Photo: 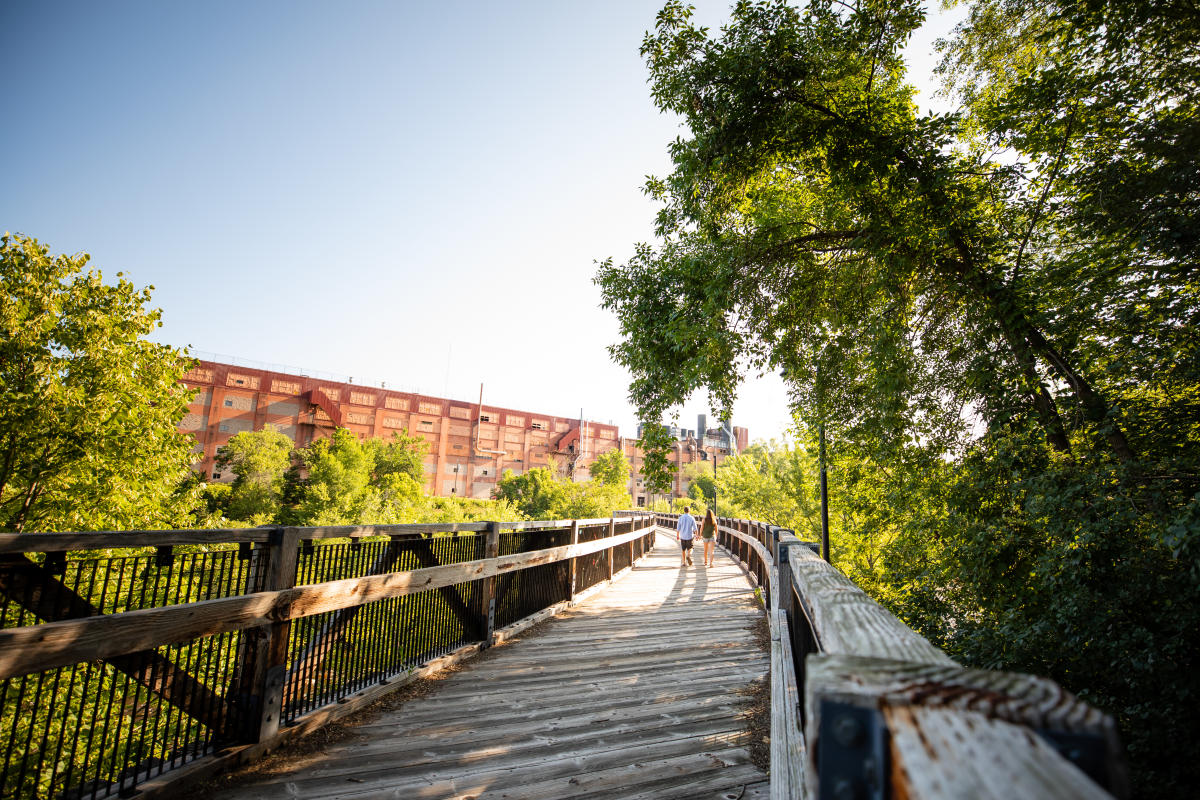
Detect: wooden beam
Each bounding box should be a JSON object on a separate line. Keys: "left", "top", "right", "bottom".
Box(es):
{"left": 0, "top": 525, "right": 653, "bottom": 679}
{"left": 717, "top": 522, "right": 774, "bottom": 569}
{"left": 478, "top": 522, "right": 501, "bottom": 645}
{"left": 285, "top": 532, "right": 490, "bottom": 686}
{"left": 568, "top": 520, "right": 579, "bottom": 599}
{"left": 606, "top": 517, "right": 615, "bottom": 581}
{"left": 254, "top": 527, "right": 301, "bottom": 742}
{"left": 0, "top": 521, "right": 497, "bottom": 555}
{"left": 0, "top": 553, "right": 234, "bottom": 734}
{"left": 805, "top": 654, "right": 1127, "bottom": 799}
{"left": 770, "top": 606, "right": 807, "bottom": 800}
{"left": 786, "top": 545, "right": 952, "bottom": 666}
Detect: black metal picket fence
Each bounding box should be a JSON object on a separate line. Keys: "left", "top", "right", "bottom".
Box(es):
{"left": 0, "top": 514, "right": 655, "bottom": 799}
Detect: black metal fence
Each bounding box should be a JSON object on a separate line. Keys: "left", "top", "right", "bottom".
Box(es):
{"left": 0, "top": 515, "right": 656, "bottom": 800}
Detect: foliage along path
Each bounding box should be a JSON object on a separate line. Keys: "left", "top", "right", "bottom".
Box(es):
{"left": 210, "top": 531, "right": 769, "bottom": 799}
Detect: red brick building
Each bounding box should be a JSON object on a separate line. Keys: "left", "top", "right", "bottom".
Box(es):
{"left": 179, "top": 359, "right": 748, "bottom": 505}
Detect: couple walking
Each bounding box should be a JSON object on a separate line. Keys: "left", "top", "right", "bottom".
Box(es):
{"left": 675, "top": 506, "right": 717, "bottom": 567}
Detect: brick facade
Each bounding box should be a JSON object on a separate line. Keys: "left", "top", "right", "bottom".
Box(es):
{"left": 180, "top": 359, "right": 747, "bottom": 505}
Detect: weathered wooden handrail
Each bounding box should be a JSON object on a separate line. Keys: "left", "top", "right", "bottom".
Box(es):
{"left": 0, "top": 513, "right": 658, "bottom": 800}
{"left": 0, "top": 524, "right": 651, "bottom": 679}
{"left": 0, "top": 516, "right": 633, "bottom": 554}
{"left": 650, "top": 512, "right": 1128, "bottom": 800}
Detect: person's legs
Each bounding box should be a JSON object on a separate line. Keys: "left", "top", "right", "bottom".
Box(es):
{"left": 680, "top": 538, "right": 689, "bottom": 565}
{"left": 704, "top": 538, "right": 714, "bottom": 566}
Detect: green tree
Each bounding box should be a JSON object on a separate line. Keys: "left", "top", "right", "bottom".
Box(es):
{"left": 683, "top": 461, "right": 715, "bottom": 507}
{"left": 214, "top": 425, "right": 295, "bottom": 524}
{"left": 422, "top": 495, "right": 523, "bottom": 523}
{"left": 366, "top": 430, "right": 427, "bottom": 484}
{"left": 287, "top": 428, "right": 428, "bottom": 525}
{"left": 588, "top": 448, "right": 631, "bottom": 487}
{"left": 712, "top": 440, "right": 820, "bottom": 536}
{"left": 0, "top": 234, "right": 197, "bottom": 532}
{"left": 496, "top": 453, "right": 633, "bottom": 521}
{"left": 494, "top": 465, "right": 564, "bottom": 519}
{"left": 672, "top": 495, "right": 704, "bottom": 516}
{"left": 597, "top": 0, "right": 1152, "bottom": 480}
{"left": 597, "top": 3, "right": 1200, "bottom": 795}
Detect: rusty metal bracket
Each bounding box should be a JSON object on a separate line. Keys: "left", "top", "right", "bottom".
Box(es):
{"left": 818, "top": 699, "right": 888, "bottom": 800}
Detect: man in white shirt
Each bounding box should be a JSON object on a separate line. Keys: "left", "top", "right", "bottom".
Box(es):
{"left": 676, "top": 507, "right": 697, "bottom": 566}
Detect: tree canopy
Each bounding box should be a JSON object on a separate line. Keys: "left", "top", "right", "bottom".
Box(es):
{"left": 204, "top": 425, "right": 519, "bottom": 527}
{"left": 597, "top": 2, "right": 1200, "bottom": 795}
{"left": 215, "top": 423, "right": 294, "bottom": 524}
{"left": 0, "top": 234, "right": 197, "bottom": 532}
{"left": 495, "top": 451, "right": 633, "bottom": 520}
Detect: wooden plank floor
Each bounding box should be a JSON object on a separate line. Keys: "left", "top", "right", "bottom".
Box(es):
{"left": 215, "top": 531, "right": 770, "bottom": 800}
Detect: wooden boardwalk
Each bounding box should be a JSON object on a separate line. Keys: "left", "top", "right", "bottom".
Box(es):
{"left": 214, "top": 531, "right": 770, "bottom": 800}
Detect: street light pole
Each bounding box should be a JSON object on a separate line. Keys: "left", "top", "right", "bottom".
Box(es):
{"left": 711, "top": 445, "right": 718, "bottom": 514}
{"left": 819, "top": 423, "right": 830, "bottom": 563}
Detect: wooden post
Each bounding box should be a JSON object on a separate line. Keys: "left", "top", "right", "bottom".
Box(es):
{"left": 606, "top": 516, "right": 616, "bottom": 581}
{"left": 568, "top": 519, "right": 580, "bottom": 600}
{"left": 479, "top": 521, "right": 501, "bottom": 646}
{"left": 253, "top": 526, "right": 300, "bottom": 743}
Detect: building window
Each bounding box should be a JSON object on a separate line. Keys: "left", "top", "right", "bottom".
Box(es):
{"left": 531, "top": 420, "right": 547, "bottom": 431}
{"left": 419, "top": 420, "right": 434, "bottom": 431}
{"left": 480, "top": 413, "right": 492, "bottom": 423}
{"left": 185, "top": 367, "right": 214, "bottom": 383}
{"left": 227, "top": 373, "right": 260, "bottom": 389}
{"left": 223, "top": 399, "right": 233, "bottom": 408}
{"left": 482, "top": 469, "right": 489, "bottom": 476}
{"left": 212, "top": 472, "right": 221, "bottom": 480}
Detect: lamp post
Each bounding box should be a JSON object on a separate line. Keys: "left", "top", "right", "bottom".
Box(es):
{"left": 710, "top": 444, "right": 718, "bottom": 514}
{"left": 819, "top": 424, "right": 830, "bottom": 563}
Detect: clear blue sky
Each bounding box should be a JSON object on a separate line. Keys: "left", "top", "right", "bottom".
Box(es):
{"left": 1, "top": 1, "right": 963, "bottom": 443}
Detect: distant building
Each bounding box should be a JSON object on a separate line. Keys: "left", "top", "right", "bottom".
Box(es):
{"left": 178, "top": 359, "right": 747, "bottom": 506}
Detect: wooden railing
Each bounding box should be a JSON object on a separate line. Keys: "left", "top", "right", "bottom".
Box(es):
{"left": 0, "top": 514, "right": 657, "bottom": 799}
{"left": 648, "top": 512, "right": 1129, "bottom": 800}
{"left": 3, "top": 510, "right": 1131, "bottom": 799}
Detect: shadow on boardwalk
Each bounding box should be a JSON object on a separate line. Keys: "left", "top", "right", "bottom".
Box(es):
{"left": 202, "top": 532, "right": 770, "bottom": 800}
